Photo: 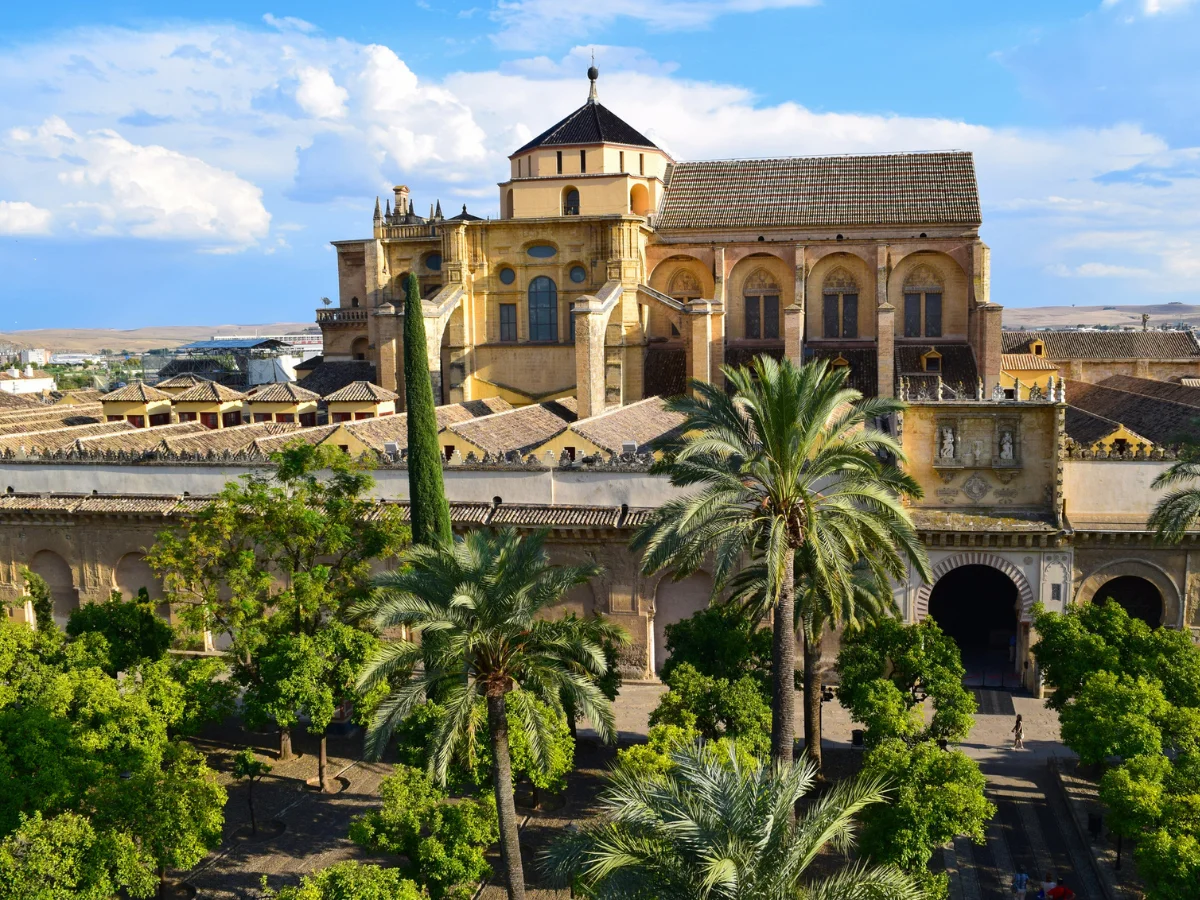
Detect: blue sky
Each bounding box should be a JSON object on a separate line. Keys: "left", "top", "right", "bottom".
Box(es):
{"left": 0, "top": 0, "right": 1198, "bottom": 329}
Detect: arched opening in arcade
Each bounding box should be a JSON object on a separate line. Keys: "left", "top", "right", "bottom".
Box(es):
{"left": 927, "top": 564, "right": 1021, "bottom": 689}
{"left": 1094, "top": 575, "right": 1164, "bottom": 628}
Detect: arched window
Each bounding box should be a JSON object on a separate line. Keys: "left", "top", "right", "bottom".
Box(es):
{"left": 822, "top": 268, "right": 858, "bottom": 339}
{"left": 505, "top": 189, "right": 514, "bottom": 219}
{"left": 743, "top": 268, "right": 781, "bottom": 340}
{"left": 630, "top": 183, "right": 650, "bottom": 216}
{"left": 563, "top": 188, "right": 580, "bottom": 216}
{"left": 668, "top": 268, "right": 701, "bottom": 301}
{"left": 351, "top": 296, "right": 360, "bottom": 308}
{"left": 903, "top": 264, "right": 944, "bottom": 338}
{"left": 528, "top": 276, "right": 558, "bottom": 342}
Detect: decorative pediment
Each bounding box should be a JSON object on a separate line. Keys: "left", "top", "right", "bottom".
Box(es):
{"left": 903, "top": 263, "right": 944, "bottom": 292}
{"left": 668, "top": 268, "right": 701, "bottom": 296}
{"left": 743, "top": 268, "right": 780, "bottom": 294}
{"left": 822, "top": 266, "right": 857, "bottom": 293}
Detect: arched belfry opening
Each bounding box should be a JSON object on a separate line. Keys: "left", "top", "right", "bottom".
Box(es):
{"left": 927, "top": 564, "right": 1020, "bottom": 689}
{"left": 1095, "top": 576, "right": 1164, "bottom": 627}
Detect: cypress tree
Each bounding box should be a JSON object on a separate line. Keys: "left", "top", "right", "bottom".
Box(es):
{"left": 403, "top": 273, "right": 452, "bottom": 545}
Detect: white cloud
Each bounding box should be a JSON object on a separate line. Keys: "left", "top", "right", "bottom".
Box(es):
{"left": 489, "top": 0, "right": 819, "bottom": 50}
{"left": 1048, "top": 262, "right": 1158, "bottom": 278}
{"left": 6, "top": 116, "right": 270, "bottom": 247}
{"left": 262, "top": 13, "right": 317, "bottom": 33}
{"left": 0, "top": 200, "right": 52, "bottom": 234}
{"left": 1102, "top": 0, "right": 1197, "bottom": 14}
{"left": 295, "top": 66, "right": 348, "bottom": 119}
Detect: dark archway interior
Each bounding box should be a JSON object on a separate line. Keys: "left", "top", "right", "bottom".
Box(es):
{"left": 1096, "top": 575, "right": 1164, "bottom": 627}
{"left": 928, "top": 564, "right": 1019, "bottom": 688}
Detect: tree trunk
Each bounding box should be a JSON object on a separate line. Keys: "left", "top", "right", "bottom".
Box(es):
{"left": 318, "top": 732, "right": 329, "bottom": 792}
{"left": 158, "top": 866, "right": 167, "bottom": 900}
{"left": 771, "top": 551, "right": 797, "bottom": 767}
{"left": 247, "top": 781, "right": 257, "bottom": 835}
{"left": 487, "top": 692, "right": 527, "bottom": 900}
{"left": 279, "top": 727, "right": 293, "bottom": 761}
{"left": 802, "top": 633, "right": 823, "bottom": 775}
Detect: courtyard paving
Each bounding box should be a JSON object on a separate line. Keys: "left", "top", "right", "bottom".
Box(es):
{"left": 183, "top": 684, "right": 1110, "bottom": 900}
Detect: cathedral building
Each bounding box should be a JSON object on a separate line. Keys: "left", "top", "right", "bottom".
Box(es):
{"left": 318, "top": 66, "right": 1001, "bottom": 415}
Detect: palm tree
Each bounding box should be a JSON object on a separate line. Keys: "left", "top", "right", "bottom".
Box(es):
{"left": 633, "top": 355, "right": 928, "bottom": 766}
{"left": 352, "top": 528, "right": 617, "bottom": 900}
{"left": 1150, "top": 457, "right": 1200, "bottom": 542}
{"left": 541, "top": 742, "right": 929, "bottom": 900}
{"left": 732, "top": 530, "right": 919, "bottom": 774}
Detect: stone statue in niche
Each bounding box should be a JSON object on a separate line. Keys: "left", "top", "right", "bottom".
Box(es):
{"left": 940, "top": 427, "right": 956, "bottom": 459}
{"left": 1000, "top": 430, "right": 1014, "bottom": 461}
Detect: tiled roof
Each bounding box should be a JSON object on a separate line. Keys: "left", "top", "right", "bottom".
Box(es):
{"left": 155, "top": 374, "right": 212, "bottom": 389}
{"left": 0, "top": 369, "right": 51, "bottom": 380}
{"left": 341, "top": 399, "right": 514, "bottom": 453}
{"left": 161, "top": 422, "right": 300, "bottom": 454}
{"left": 0, "top": 412, "right": 102, "bottom": 436}
{"left": 1002, "top": 330, "right": 1200, "bottom": 360}
{"left": 253, "top": 425, "right": 340, "bottom": 455}
{"left": 51, "top": 389, "right": 103, "bottom": 403}
{"left": 1064, "top": 406, "right": 1124, "bottom": 446}
{"left": 656, "top": 152, "right": 981, "bottom": 230}
{"left": 0, "top": 401, "right": 100, "bottom": 421}
{"left": 489, "top": 504, "right": 623, "bottom": 527}
{"left": 895, "top": 343, "right": 979, "bottom": 393}
{"left": 172, "top": 382, "right": 248, "bottom": 403}
{"left": 0, "top": 392, "right": 40, "bottom": 410}
{"left": 247, "top": 382, "right": 321, "bottom": 403}
{"left": 297, "top": 360, "right": 376, "bottom": 396}
{"left": 514, "top": 100, "right": 657, "bottom": 154}
{"left": 0, "top": 420, "right": 135, "bottom": 453}
{"left": 1096, "top": 375, "right": 1200, "bottom": 409}
{"left": 100, "top": 383, "right": 172, "bottom": 403}
{"left": 324, "top": 381, "right": 399, "bottom": 403}
{"left": 801, "top": 345, "right": 878, "bottom": 397}
{"left": 73, "top": 422, "right": 208, "bottom": 452}
{"left": 569, "top": 396, "right": 686, "bottom": 454}
{"left": 1002, "top": 353, "right": 1059, "bottom": 371}
{"left": 1065, "top": 380, "right": 1200, "bottom": 446}
{"left": 449, "top": 401, "right": 576, "bottom": 457}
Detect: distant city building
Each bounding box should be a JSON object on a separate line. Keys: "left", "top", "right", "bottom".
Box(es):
{"left": 19, "top": 348, "right": 49, "bottom": 366}
{"left": 0, "top": 365, "right": 56, "bottom": 395}
{"left": 49, "top": 353, "right": 106, "bottom": 366}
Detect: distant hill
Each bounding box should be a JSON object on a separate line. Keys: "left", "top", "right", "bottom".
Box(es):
{"left": 0, "top": 323, "right": 316, "bottom": 354}
{"left": 1003, "top": 303, "right": 1200, "bottom": 330}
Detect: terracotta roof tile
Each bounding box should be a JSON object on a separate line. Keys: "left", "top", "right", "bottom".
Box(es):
{"left": 247, "top": 382, "right": 321, "bottom": 403}
{"left": 569, "top": 396, "right": 686, "bottom": 454}
{"left": 154, "top": 374, "right": 212, "bottom": 389}
{"left": 657, "top": 152, "right": 981, "bottom": 230}
{"left": 0, "top": 392, "right": 40, "bottom": 410}
{"left": 1097, "top": 375, "right": 1200, "bottom": 408}
{"left": 1002, "top": 330, "right": 1200, "bottom": 360}
{"left": 449, "top": 401, "right": 576, "bottom": 457}
{"left": 894, "top": 344, "right": 979, "bottom": 392}
{"left": 0, "top": 411, "right": 103, "bottom": 436}
{"left": 1065, "top": 380, "right": 1200, "bottom": 445}
{"left": 74, "top": 422, "right": 208, "bottom": 452}
{"left": 0, "top": 420, "right": 134, "bottom": 452}
{"left": 1002, "top": 353, "right": 1059, "bottom": 371}
{"left": 101, "top": 383, "right": 173, "bottom": 403}
{"left": 488, "top": 504, "right": 623, "bottom": 527}
{"left": 162, "top": 422, "right": 301, "bottom": 454}
{"left": 324, "top": 381, "right": 399, "bottom": 403}
{"left": 252, "top": 425, "right": 340, "bottom": 454}
{"left": 298, "top": 361, "right": 377, "bottom": 396}
{"left": 172, "top": 382, "right": 248, "bottom": 402}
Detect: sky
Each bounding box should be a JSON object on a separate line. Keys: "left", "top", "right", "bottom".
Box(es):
{"left": 1, "top": 0, "right": 1198, "bottom": 329}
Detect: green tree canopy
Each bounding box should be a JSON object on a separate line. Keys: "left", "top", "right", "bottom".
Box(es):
{"left": 836, "top": 617, "right": 975, "bottom": 745}
{"left": 633, "top": 356, "right": 928, "bottom": 767}
{"left": 542, "top": 743, "right": 928, "bottom": 900}
{"left": 65, "top": 590, "right": 173, "bottom": 676}
{"left": 659, "top": 604, "right": 772, "bottom": 688}
{"left": 647, "top": 662, "right": 771, "bottom": 759}
{"left": 262, "top": 861, "right": 424, "bottom": 900}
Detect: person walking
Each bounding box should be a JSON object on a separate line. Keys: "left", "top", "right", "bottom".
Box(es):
{"left": 1012, "top": 870, "right": 1029, "bottom": 897}
{"left": 1037, "top": 873, "right": 1055, "bottom": 900}
{"left": 1012, "top": 714, "right": 1025, "bottom": 750}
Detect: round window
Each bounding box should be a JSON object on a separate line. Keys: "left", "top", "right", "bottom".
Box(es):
{"left": 527, "top": 244, "right": 557, "bottom": 259}
{"left": 498, "top": 267, "right": 516, "bottom": 285}
{"left": 425, "top": 253, "right": 442, "bottom": 272}
{"left": 569, "top": 265, "right": 587, "bottom": 284}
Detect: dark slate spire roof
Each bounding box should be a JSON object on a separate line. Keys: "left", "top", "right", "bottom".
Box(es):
{"left": 513, "top": 67, "right": 658, "bottom": 154}
{"left": 447, "top": 204, "right": 483, "bottom": 222}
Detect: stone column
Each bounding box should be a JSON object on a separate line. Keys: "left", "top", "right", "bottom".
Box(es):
{"left": 373, "top": 305, "right": 403, "bottom": 399}
{"left": 686, "top": 299, "right": 720, "bottom": 395}
{"left": 876, "top": 303, "right": 895, "bottom": 398}
{"left": 875, "top": 243, "right": 889, "bottom": 309}
{"left": 784, "top": 244, "right": 805, "bottom": 366}
{"left": 574, "top": 303, "right": 607, "bottom": 419}
{"left": 712, "top": 246, "right": 726, "bottom": 306}
{"left": 978, "top": 303, "right": 1003, "bottom": 395}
